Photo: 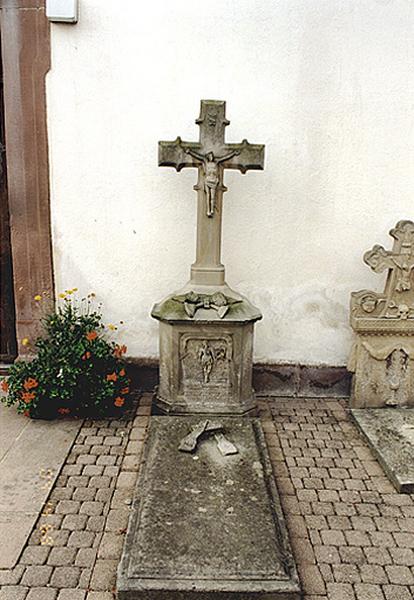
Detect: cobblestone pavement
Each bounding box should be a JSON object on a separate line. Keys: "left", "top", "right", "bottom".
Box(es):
{"left": 0, "top": 394, "right": 413, "bottom": 599}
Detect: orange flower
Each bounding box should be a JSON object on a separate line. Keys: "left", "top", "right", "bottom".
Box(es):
{"left": 21, "top": 391, "right": 35, "bottom": 404}
{"left": 58, "top": 408, "right": 70, "bottom": 415}
{"left": 106, "top": 372, "right": 118, "bottom": 382}
{"left": 119, "top": 368, "right": 126, "bottom": 377}
{"left": 1, "top": 379, "right": 9, "bottom": 393}
{"left": 114, "top": 344, "right": 127, "bottom": 358}
{"left": 120, "top": 387, "right": 129, "bottom": 395}
{"left": 82, "top": 351, "right": 91, "bottom": 361}
{"left": 114, "top": 396, "right": 124, "bottom": 407}
{"left": 86, "top": 331, "right": 98, "bottom": 342}
{"left": 23, "top": 377, "right": 38, "bottom": 391}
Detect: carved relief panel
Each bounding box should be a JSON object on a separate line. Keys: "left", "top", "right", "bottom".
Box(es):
{"left": 179, "top": 334, "right": 233, "bottom": 391}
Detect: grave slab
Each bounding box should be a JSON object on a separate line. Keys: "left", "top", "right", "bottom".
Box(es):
{"left": 0, "top": 404, "right": 82, "bottom": 568}
{"left": 351, "top": 407, "right": 414, "bottom": 493}
{"left": 117, "top": 416, "right": 300, "bottom": 600}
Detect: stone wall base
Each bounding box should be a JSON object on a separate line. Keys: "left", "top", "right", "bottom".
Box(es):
{"left": 126, "top": 359, "right": 351, "bottom": 398}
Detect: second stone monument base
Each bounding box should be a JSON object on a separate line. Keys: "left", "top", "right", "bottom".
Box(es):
{"left": 151, "top": 286, "right": 261, "bottom": 416}
{"left": 117, "top": 416, "right": 301, "bottom": 600}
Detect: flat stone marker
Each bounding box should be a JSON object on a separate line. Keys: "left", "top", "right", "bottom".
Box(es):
{"left": 352, "top": 407, "right": 414, "bottom": 493}
{"left": 0, "top": 404, "right": 81, "bottom": 568}
{"left": 117, "top": 416, "right": 300, "bottom": 600}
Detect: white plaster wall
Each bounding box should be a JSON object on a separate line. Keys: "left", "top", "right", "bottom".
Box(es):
{"left": 47, "top": 0, "right": 414, "bottom": 365}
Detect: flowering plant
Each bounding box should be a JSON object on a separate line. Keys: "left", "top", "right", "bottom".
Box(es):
{"left": 0, "top": 291, "right": 130, "bottom": 419}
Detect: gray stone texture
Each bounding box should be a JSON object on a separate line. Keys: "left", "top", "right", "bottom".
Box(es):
{"left": 117, "top": 416, "right": 300, "bottom": 599}
{"left": 351, "top": 408, "right": 414, "bottom": 492}
{"left": 349, "top": 220, "right": 414, "bottom": 408}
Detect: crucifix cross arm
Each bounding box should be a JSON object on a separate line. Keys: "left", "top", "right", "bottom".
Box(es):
{"left": 157, "top": 100, "right": 265, "bottom": 286}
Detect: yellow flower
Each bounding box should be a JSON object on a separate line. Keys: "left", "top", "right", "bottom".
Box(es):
{"left": 58, "top": 293, "right": 66, "bottom": 299}
{"left": 72, "top": 287, "right": 78, "bottom": 292}
{"left": 66, "top": 289, "right": 74, "bottom": 295}
{"left": 22, "top": 338, "right": 29, "bottom": 346}
{"left": 34, "top": 295, "right": 42, "bottom": 301}
{"left": 107, "top": 324, "right": 117, "bottom": 331}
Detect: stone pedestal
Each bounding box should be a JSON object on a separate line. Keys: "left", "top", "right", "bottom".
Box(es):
{"left": 117, "top": 417, "right": 301, "bottom": 600}
{"left": 349, "top": 328, "right": 414, "bottom": 408}
{"left": 152, "top": 287, "right": 261, "bottom": 415}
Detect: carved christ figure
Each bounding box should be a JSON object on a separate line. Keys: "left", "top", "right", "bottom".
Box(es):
{"left": 197, "top": 340, "right": 215, "bottom": 383}
{"left": 185, "top": 148, "right": 240, "bottom": 217}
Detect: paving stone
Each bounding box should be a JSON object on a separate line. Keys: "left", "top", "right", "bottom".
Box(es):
{"left": 354, "top": 583, "right": 385, "bottom": 600}
{"left": 332, "top": 563, "right": 361, "bottom": 584}
{"left": 67, "top": 531, "right": 95, "bottom": 548}
{"left": 55, "top": 501, "right": 81, "bottom": 515}
{"left": 82, "top": 466, "right": 104, "bottom": 477}
{"left": 103, "top": 466, "right": 119, "bottom": 478}
{"left": 79, "top": 502, "right": 104, "bottom": 516}
{"left": 289, "top": 536, "right": 315, "bottom": 565}
{"left": 47, "top": 529, "right": 70, "bottom": 547}
{"left": 75, "top": 547, "right": 96, "bottom": 568}
{"left": 61, "top": 514, "right": 88, "bottom": 531}
{"left": 338, "top": 545, "right": 365, "bottom": 565}
{"left": 67, "top": 476, "right": 89, "bottom": 488}
{"left": 0, "top": 587, "right": 29, "bottom": 600}
{"left": 72, "top": 488, "right": 96, "bottom": 502}
{"left": 393, "top": 532, "right": 414, "bottom": 548}
{"left": 90, "top": 446, "right": 110, "bottom": 456}
{"left": 78, "top": 567, "right": 92, "bottom": 589}
{"left": 364, "top": 547, "right": 392, "bottom": 565}
{"left": 0, "top": 566, "right": 25, "bottom": 586}
{"left": 88, "top": 476, "right": 111, "bottom": 489}
{"left": 62, "top": 465, "right": 83, "bottom": 477}
{"left": 360, "top": 564, "right": 388, "bottom": 584}
{"left": 86, "top": 516, "right": 106, "bottom": 532}
{"left": 383, "top": 584, "right": 413, "bottom": 600}
{"left": 320, "top": 529, "right": 346, "bottom": 546}
{"left": 49, "top": 488, "right": 74, "bottom": 502}
{"left": 96, "top": 456, "right": 117, "bottom": 466}
{"left": 86, "top": 593, "right": 114, "bottom": 600}
{"left": 385, "top": 564, "right": 414, "bottom": 585}
{"left": 26, "top": 589, "right": 57, "bottom": 600}
{"left": 20, "top": 565, "right": 54, "bottom": 587}
{"left": 314, "top": 545, "right": 340, "bottom": 564}
{"left": 326, "top": 582, "right": 356, "bottom": 600}
{"left": 95, "top": 489, "right": 112, "bottom": 503}
{"left": 103, "top": 436, "right": 122, "bottom": 446}
{"left": 50, "top": 566, "right": 80, "bottom": 588}
{"left": 115, "top": 472, "right": 136, "bottom": 489}
{"left": 20, "top": 546, "right": 51, "bottom": 565}
{"left": 388, "top": 547, "right": 414, "bottom": 565}
{"left": 47, "top": 547, "right": 77, "bottom": 566}
{"left": 97, "top": 532, "right": 123, "bottom": 560}
{"left": 76, "top": 455, "right": 96, "bottom": 465}
{"left": 297, "top": 563, "right": 325, "bottom": 595}
{"left": 57, "top": 591, "right": 87, "bottom": 600}
{"left": 89, "top": 559, "right": 117, "bottom": 591}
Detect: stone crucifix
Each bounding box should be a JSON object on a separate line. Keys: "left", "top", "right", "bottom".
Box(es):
{"left": 159, "top": 100, "right": 264, "bottom": 287}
